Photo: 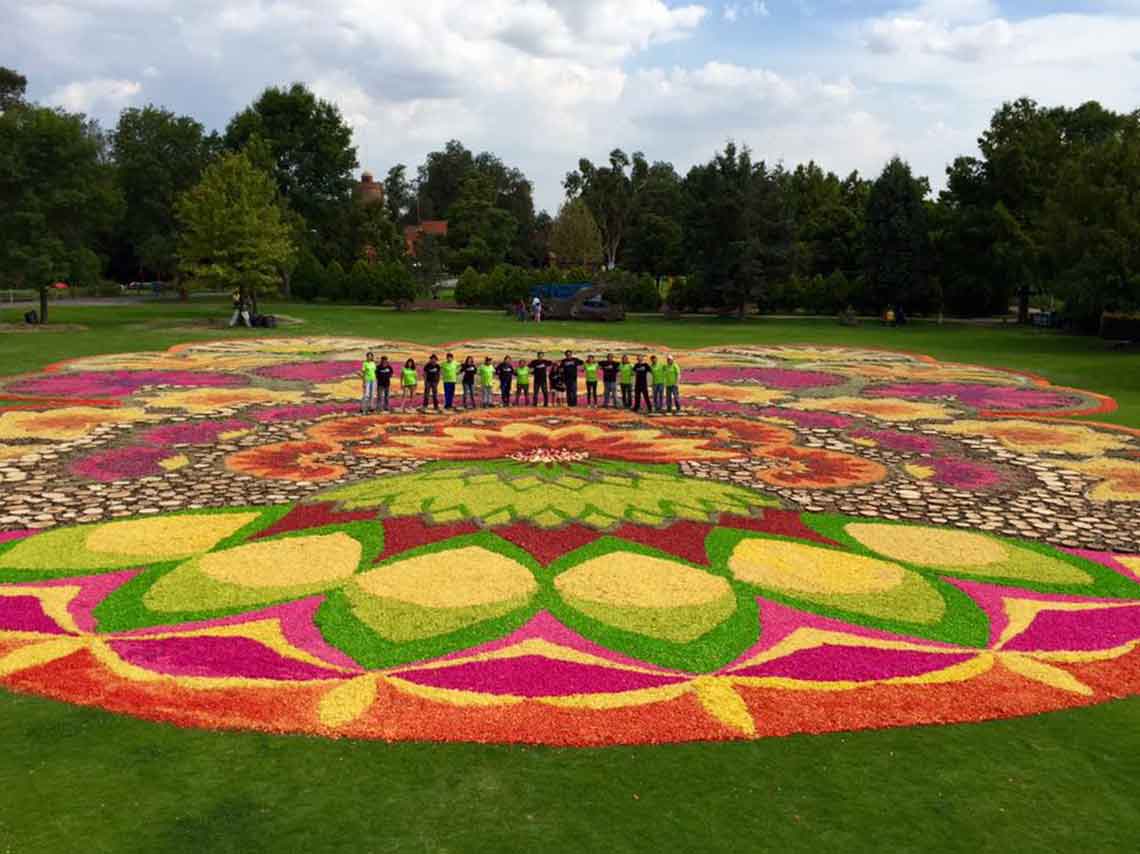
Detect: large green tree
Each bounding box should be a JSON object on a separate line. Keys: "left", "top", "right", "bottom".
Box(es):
{"left": 416, "top": 140, "right": 475, "bottom": 220}
{"left": 864, "top": 157, "right": 932, "bottom": 313}
{"left": 224, "top": 83, "right": 357, "bottom": 237}
{"left": 175, "top": 151, "right": 295, "bottom": 312}
{"left": 623, "top": 161, "right": 683, "bottom": 286}
{"left": 0, "top": 106, "right": 122, "bottom": 321}
{"left": 0, "top": 67, "right": 27, "bottom": 112}
{"left": 564, "top": 149, "right": 647, "bottom": 269}
{"left": 111, "top": 105, "right": 219, "bottom": 281}
{"left": 446, "top": 172, "right": 517, "bottom": 272}
{"left": 550, "top": 198, "right": 603, "bottom": 268}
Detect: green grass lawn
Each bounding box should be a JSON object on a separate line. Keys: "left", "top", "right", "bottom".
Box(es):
{"left": 2, "top": 302, "right": 1139, "bottom": 853}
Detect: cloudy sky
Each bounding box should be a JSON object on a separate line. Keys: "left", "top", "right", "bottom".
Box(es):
{"left": 8, "top": 0, "right": 1140, "bottom": 212}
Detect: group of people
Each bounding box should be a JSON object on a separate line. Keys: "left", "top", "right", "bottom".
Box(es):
{"left": 514, "top": 295, "right": 543, "bottom": 323}
{"left": 358, "top": 350, "right": 682, "bottom": 414}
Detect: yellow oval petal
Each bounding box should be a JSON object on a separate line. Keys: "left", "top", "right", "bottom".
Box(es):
{"left": 729, "top": 538, "right": 907, "bottom": 595}
{"left": 845, "top": 523, "right": 1009, "bottom": 568}
{"left": 555, "top": 553, "right": 731, "bottom": 609}
{"left": 85, "top": 513, "right": 259, "bottom": 559}
{"left": 356, "top": 546, "right": 536, "bottom": 608}
{"left": 197, "top": 533, "right": 361, "bottom": 588}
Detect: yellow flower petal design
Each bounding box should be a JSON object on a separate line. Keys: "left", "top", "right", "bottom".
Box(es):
{"left": 1001, "top": 654, "right": 1093, "bottom": 696}
{"left": 934, "top": 419, "right": 1131, "bottom": 456}
{"left": 356, "top": 547, "right": 537, "bottom": 608}
{"left": 791, "top": 397, "right": 953, "bottom": 422}
{"left": 142, "top": 388, "right": 306, "bottom": 412}
{"left": 0, "top": 407, "right": 156, "bottom": 441}
{"left": 692, "top": 677, "right": 756, "bottom": 736}
{"left": 85, "top": 513, "right": 259, "bottom": 558}
{"left": 845, "top": 524, "right": 1009, "bottom": 568}
{"left": 0, "top": 637, "right": 86, "bottom": 678}
{"left": 729, "top": 539, "right": 907, "bottom": 594}
{"left": 197, "top": 533, "right": 362, "bottom": 588}
{"left": 318, "top": 675, "right": 378, "bottom": 727}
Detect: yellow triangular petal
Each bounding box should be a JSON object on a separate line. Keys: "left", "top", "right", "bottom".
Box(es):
{"left": 692, "top": 677, "right": 756, "bottom": 737}
{"left": 1002, "top": 654, "right": 1093, "bottom": 696}
{"left": 318, "top": 674, "right": 378, "bottom": 727}
{"left": 0, "top": 637, "right": 85, "bottom": 678}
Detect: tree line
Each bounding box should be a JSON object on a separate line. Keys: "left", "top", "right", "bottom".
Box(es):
{"left": 1, "top": 64, "right": 1138, "bottom": 330}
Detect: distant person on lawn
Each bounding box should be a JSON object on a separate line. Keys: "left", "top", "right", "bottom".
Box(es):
{"left": 229, "top": 289, "right": 250, "bottom": 328}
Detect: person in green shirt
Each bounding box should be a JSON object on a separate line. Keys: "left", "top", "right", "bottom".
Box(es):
{"left": 441, "top": 352, "right": 460, "bottom": 410}
{"left": 478, "top": 357, "right": 496, "bottom": 408}
{"left": 360, "top": 351, "right": 377, "bottom": 414}
{"left": 514, "top": 359, "right": 531, "bottom": 406}
{"left": 650, "top": 354, "right": 666, "bottom": 413}
{"left": 664, "top": 355, "right": 682, "bottom": 414}
{"left": 399, "top": 358, "right": 417, "bottom": 412}
{"left": 619, "top": 355, "right": 634, "bottom": 409}
{"left": 584, "top": 355, "right": 599, "bottom": 407}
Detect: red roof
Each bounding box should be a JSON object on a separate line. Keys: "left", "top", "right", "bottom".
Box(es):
{"left": 404, "top": 221, "right": 448, "bottom": 256}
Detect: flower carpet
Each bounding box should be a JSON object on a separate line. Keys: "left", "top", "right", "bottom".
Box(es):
{"left": 1, "top": 336, "right": 1138, "bottom": 745}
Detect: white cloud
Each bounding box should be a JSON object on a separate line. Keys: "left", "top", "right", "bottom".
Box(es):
{"left": 47, "top": 78, "right": 142, "bottom": 113}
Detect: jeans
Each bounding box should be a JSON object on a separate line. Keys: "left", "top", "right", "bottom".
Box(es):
{"left": 533, "top": 377, "right": 549, "bottom": 406}
{"left": 603, "top": 381, "right": 618, "bottom": 408}
{"left": 423, "top": 382, "right": 439, "bottom": 410}
{"left": 653, "top": 384, "right": 665, "bottom": 412}
{"left": 443, "top": 382, "right": 456, "bottom": 409}
{"left": 621, "top": 384, "right": 633, "bottom": 408}
{"left": 633, "top": 383, "right": 652, "bottom": 412}
{"left": 377, "top": 385, "right": 390, "bottom": 411}
{"left": 361, "top": 380, "right": 375, "bottom": 411}
{"left": 500, "top": 379, "right": 513, "bottom": 406}
{"left": 565, "top": 378, "right": 578, "bottom": 407}
{"left": 462, "top": 384, "right": 476, "bottom": 408}
{"left": 481, "top": 386, "right": 494, "bottom": 407}
{"left": 666, "top": 386, "right": 680, "bottom": 413}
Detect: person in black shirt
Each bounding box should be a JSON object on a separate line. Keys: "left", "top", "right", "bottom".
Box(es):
{"left": 560, "top": 350, "right": 584, "bottom": 407}
{"left": 461, "top": 356, "right": 477, "bottom": 409}
{"left": 496, "top": 355, "right": 515, "bottom": 407}
{"left": 550, "top": 361, "right": 565, "bottom": 406}
{"left": 421, "top": 353, "right": 441, "bottom": 412}
{"left": 632, "top": 354, "right": 653, "bottom": 412}
{"left": 376, "top": 356, "right": 393, "bottom": 412}
{"left": 529, "top": 351, "right": 551, "bottom": 407}
{"left": 599, "top": 353, "right": 620, "bottom": 408}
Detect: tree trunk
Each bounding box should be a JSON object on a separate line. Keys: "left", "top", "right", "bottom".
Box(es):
{"left": 1017, "top": 285, "right": 1030, "bottom": 324}
{"left": 281, "top": 268, "right": 291, "bottom": 300}
{"left": 39, "top": 285, "right": 48, "bottom": 324}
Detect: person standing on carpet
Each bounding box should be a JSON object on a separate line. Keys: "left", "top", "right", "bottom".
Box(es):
{"left": 461, "top": 356, "right": 478, "bottom": 409}
{"left": 619, "top": 355, "right": 634, "bottom": 409}
{"left": 600, "top": 353, "right": 620, "bottom": 408}
{"left": 399, "top": 358, "right": 418, "bottom": 411}
{"left": 550, "top": 360, "right": 565, "bottom": 406}
{"left": 584, "top": 355, "right": 599, "bottom": 407}
{"left": 441, "top": 352, "right": 459, "bottom": 410}
{"left": 530, "top": 351, "right": 551, "bottom": 407}
{"left": 514, "top": 359, "right": 531, "bottom": 406}
{"left": 633, "top": 354, "right": 653, "bottom": 412}
{"left": 479, "top": 356, "right": 496, "bottom": 408}
{"left": 376, "top": 355, "right": 393, "bottom": 412}
{"left": 664, "top": 355, "right": 682, "bottom": 414}
{"left": 650, "top": 354, "right": 667, "bottom": 413}
{"left": 422, "top": 354, "right": 441, "bottom": 412}
{"left": 560, "top": 350, "right": 584, "bottom": 407}
{"left": 497, "top": 355, "right": 516, "bottom": 407}
{"left": 360, "top": 351, "right": 377, "bottom": 414}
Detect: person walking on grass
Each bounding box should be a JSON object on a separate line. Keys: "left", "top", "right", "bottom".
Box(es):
{"left": 632, "top": 354, "right": 653, "bottom": 412}
{"left": 600, "top": 353, "right": 620, "bottom": 408}
{"left": 376, "top": 355, "right": 393, "bottom": 412}
{"left": 664, "top": 355, "right": 682, "bottom": 414}
{"left": 479, "top": 357, "right": 496, "bottom": 408}
{"left": 461, "top": 356, "right": 478, "bottom": 409}
{"left": 360, "top": 351, "right": 377, "bottom": 414}
{"left": 497, "top": 355, "right": 516, "bottom": 406}
{"left": 584, "top": 355, "right": 599, "bottom": 407}
{"left": 399, "top": 358, "right": 418, "bottom": 411}
{"left": 530, "top": 351, "right": 552, "bottom": 407}
{"left": 441, "top": 352, "right": 459, "bottom": 411}
{"left": 422, "top": 354, "right": 441, "bottom": 412}
{"left": 514, "top": 359, "right": 532, "bottom": 406}
{"left": 560, "top": 350, "right": 584, "bottom": 407}
{"left": 619, "top": 355, "right": 633, "bottom": 409}
{"left": 650, "top": 354, "right": 666, "bottom": 414}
